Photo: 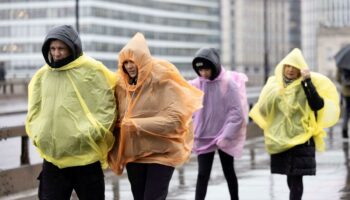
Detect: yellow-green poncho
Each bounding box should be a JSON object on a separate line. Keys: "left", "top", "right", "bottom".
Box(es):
{"left": 249, "top": 48, "right": 340, "bottom": 154}
{"left": 26, "top": 54, "right": 117, "bottom": 169}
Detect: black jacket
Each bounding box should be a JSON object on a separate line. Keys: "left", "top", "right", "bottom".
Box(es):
{"left": 271, "top": 78, "right": 324, "bottom": 176}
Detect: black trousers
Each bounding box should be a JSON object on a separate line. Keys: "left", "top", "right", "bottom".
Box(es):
{"left": 287, "top": 175, "right": 303, "bottom": 200}
{"left": 195, "top": 150, "right": 239, "bottom": 200}
{"left": 342, "top": 96, "right": 350, "bottom": 137}
{"left": 126, "top": 162, "right": 175, "bottom": 200}
{"left": 38, "top": 160, "right": 105, "bottom": 200}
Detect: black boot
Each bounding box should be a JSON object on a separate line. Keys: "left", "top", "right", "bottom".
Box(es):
{"left": 343, "top": 129, "right": 349, "bottom": 138}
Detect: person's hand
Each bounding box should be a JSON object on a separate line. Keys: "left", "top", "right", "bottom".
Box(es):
{"left": 300, "top": 69, "right": 311, "bottom": 81}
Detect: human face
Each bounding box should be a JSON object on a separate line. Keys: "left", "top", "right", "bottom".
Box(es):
{"left": 123, "top": 60, "right": 138, "bottom": 78}
{"left": 198, "top": 68, "right": 212, "bottom": 80}
{"left": 283, "top": 64, "right": 301, "bottom": 80}
{"left": 49, "top": 40, "right": 71, "bottom": 62}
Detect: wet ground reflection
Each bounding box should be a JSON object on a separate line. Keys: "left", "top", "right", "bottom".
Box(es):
{"left": 340, "top": 140, "right": 350, "bottom": 199}
{"left": 104, "top": 127, "right": 350, "bottom": 200}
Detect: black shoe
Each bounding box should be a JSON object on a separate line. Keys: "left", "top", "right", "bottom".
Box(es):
{"left": 343, "top": 129, "right": 349, "bottom": 138}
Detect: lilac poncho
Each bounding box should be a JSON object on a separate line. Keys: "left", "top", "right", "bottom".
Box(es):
{"left": 190, "top": 68, "right": 248, "bottom": 158}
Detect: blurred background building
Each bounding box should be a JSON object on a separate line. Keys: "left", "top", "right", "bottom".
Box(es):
{"left": 317, "top": 27, "right": 350, "bottom": 79}
{"left": 317, "top": 0, "right": 350, "bottom": 79}
{"left": 234, "top": 0, "right": 350, "bottom": 85}
{"left": 0, "top": 0, "right": 350, "bottom": 85}
{"left": 0, "top": 0, "right": 221, "bottom": 79}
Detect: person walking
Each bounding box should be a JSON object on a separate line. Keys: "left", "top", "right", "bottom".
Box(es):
{"left": 25, "top": 25, "right": 117, "bottom": 200}
{"left": 336, "top": 68, "right": 350, "bottom": 138}
{"left": 108, "top": 32, "right": 203, "bottom": 200}
{"left": 0, "top": 63, "right": 6, "bottom": 94}
{"left": 190, "top": 47, "right": 248, "bottom": 200}
{"left": 249, "top": 48, "right": 340, "bottom": 200}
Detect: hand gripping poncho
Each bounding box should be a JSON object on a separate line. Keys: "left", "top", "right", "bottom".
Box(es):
{"left": 249, "top": 48, "right": 340, "bottom": 154}
{"left": 108, "top": 33, "right": 203, "bottom": 175}
{"left": 26, "top": 54, "right": 117, "bottom": 168}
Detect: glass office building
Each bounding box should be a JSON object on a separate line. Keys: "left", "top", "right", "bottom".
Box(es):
{"left": 0, "top": 0, "right": 221, "bottom": 79}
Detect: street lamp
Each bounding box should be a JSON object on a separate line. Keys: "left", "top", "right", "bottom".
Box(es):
{"left": 75, "top": 0, "right": 79, "bottom": 33}
{"left": 263, "top": 0, "right": 269, "bottom": 83}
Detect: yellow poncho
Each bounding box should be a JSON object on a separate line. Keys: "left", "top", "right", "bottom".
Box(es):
{"left": 26, "top": 54, "right": 117, "bottom": 169}
{"left": 249, "top": 48, "right": 340, "bottom": 154}
{"left": 108, "top": 33, "right": 203, "bottom": 175}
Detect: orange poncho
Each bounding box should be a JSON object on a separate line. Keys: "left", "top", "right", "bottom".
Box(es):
{"left": 108, "top": 33, "right": 203, "bottom": 174}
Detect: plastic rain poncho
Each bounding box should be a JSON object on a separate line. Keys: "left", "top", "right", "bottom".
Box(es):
{"left": 190, "top": 68, "right": 248, "bottom": 158}
{"left": 108, "top": 33, "right": 203, "bottom": 175}
{"left": 249, "top": 48, "right": 340, "bottom": 154}
{"left": 26, "top": 54, "right": 117, "bottom": 169}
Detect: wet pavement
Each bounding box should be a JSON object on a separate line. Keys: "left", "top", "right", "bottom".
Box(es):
{"left": 3, "top": 127, "right": 350, "bottom": 200}
{"left": 2, "top": 97, "right": 350, "bottom": 199}
{"left": 104, "top": 129, "right": 350, "bottom": 200}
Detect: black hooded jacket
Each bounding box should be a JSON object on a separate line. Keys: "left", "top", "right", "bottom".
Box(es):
{"left": 192, "top": 48, "right": 222, "bottom": 80}
{"left": 42, "top": 25, "right": 82, "bottom": 68}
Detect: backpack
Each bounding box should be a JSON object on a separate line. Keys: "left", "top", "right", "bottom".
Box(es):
{"left": 340, "top": 69, "right": 350, "bottom": 86}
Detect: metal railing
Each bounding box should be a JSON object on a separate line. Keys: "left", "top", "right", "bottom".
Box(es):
{"left": 0, "top": 86, "right": 263, "bottom": 197}
{"left": 0, "top": 125, "right": 39, "bottom": 196}
{"left": 0, "top": 121, "right": 263, "bottom": 197}
{"left": 0, "top": 79, "right": 29, "bottom": 97}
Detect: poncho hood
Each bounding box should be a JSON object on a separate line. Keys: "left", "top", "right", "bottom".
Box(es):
{"left": 109, "top": 33, "right": 203, "bottom": 175}
{"left": 275, "top": 48, "right": 308, "bottom": 85}
{"left": 192, "top": 48, "right": 222, "bottom": 80}
{"left": 117, "top": 32, "right": 152, "bottom": 91}
{"left": 42, "top": 25, "right": 82, "bottom": 68}
{"left": 249, "top": 48, "right": 340, "bottom": 154}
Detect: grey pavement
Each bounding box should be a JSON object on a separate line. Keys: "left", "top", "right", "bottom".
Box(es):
{"left": 160, "top": 129, "right": 350, "bottom": 200}
{"left": 2, "top": 125, "right": 350, "bottom": 200}
{"left": 1, "top": 96, "right": 350, "bottom": 200}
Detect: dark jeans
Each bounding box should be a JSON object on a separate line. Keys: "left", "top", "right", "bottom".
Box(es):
{"left": 342, "top": 96, "right": 350, "bottom": 137}
{"left": 287, "top": 175, "right": 303, "bottom": 200}
{"left": 126, "top": 162, "right": 175, "bottom": 200}
{"left": 195, "top": 150, "right": 239, "bottom": 200}
{"left": 38, "top": 160, "right": 105, "bottom": 200}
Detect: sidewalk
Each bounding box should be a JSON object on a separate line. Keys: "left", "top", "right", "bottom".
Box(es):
{"left": 2, "top": 125, "right": 350, "bottom": 200}
{"left": 110, "top": 127, "right": 350, "bottom": 200}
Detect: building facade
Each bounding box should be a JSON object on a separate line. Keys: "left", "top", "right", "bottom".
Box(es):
{"left": 301, "top": 0, "right": 350, "bottom": 71}
{"left": 234, "top": 0, "right": 350, "bottom": 86}
{"left": 319, "top": 0, "right": 350, "bottom": 27}
{"left": 0, "top": 0, "right": 221, "bottom": 79}
{"left": 317, "top": 26, "right": 350, "bottom": 80}
{"left": 314, "top": 0, "right": 350, "bottom": 79}
{"left": 234, "top": 0, "right": 301, "bottom": 86}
